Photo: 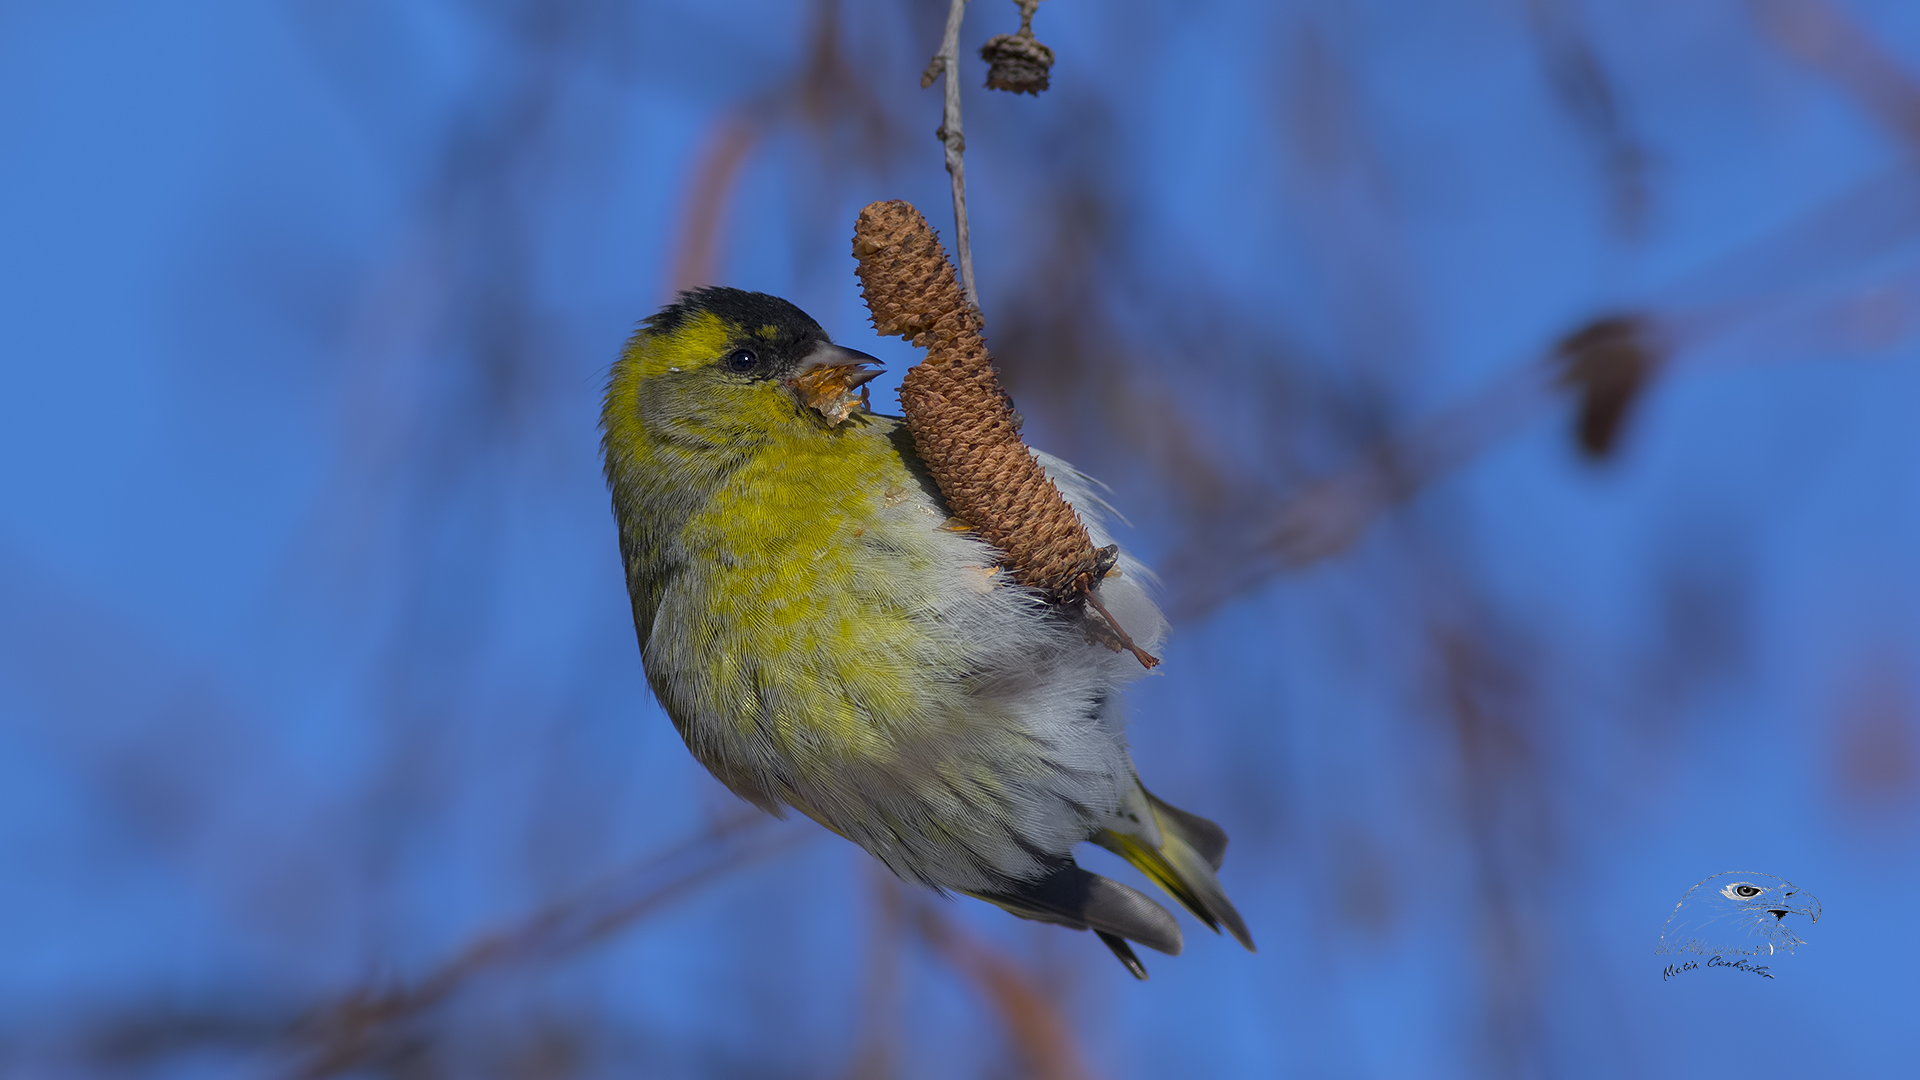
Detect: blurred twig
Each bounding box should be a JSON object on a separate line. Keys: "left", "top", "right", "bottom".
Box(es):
{"left": 1170, "top": 165, "right": 1920, "bottom": 615}
{"left": 845, "top": 869, "right": 908, "bottom": 1080}
{"left": 1832, "top": 654, "right": 1920, "bottom": 809}
{"left": 1427, "top": 615, "right": 1556, "bottom": 1079}
{"left": 1524, "top": 0, "right": 1649, "bottom": 233}
{"left": 670, "top": 118, "right": 761, "bottom": 292}
{"left": 287, "top": 811, "right": 809, "bottom": 1079}
{"left": 1757, "top": 0, "right": 1920, "bottom": 151}
{"left": 911, "top": 903, "right": 1093, "bottom": 1080}
{"left": 669, "top": 0, "right": 907, "bottom": 295}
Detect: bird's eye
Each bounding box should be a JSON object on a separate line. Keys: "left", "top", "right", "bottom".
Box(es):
{"left": 725, "top": 349, "right": 758, "bottom": 374}
{"left": 1735, "top": 885, "right": 1761, "bottom": 898}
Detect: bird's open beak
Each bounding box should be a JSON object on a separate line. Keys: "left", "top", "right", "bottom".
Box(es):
{"left": 787, "top": 342, "right": 884, "bottom": 426}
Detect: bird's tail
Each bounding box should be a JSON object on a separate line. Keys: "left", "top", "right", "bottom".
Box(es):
{"left": 1095, "top": 787, "right": 1256, "bottom": 953}
{"left": 967, "top": 863, "right": 1184, "bottom": 980}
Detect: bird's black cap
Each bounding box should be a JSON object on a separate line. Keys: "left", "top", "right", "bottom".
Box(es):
{"left": 644, "top": 287, "right": 827, "bottom": 346}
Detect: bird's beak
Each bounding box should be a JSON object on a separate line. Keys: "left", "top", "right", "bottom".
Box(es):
{"left": 1781, "top": 891, "right": 1821, "bottom": 924}
{"left": 787, "top": 342, "right": 884, "bottom": 426}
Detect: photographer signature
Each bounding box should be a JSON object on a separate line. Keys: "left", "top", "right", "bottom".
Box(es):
{"left": 1662, "top": 955, "right": 1774, "bottom": 981}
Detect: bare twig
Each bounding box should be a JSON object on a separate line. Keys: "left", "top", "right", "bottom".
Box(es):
{"left": 1523, "top": 0, "right": 1648, "bottom": 233}
{"left": 922, "top": 0, "right": 980, "bottom": 312}
{"left": 846, "top": 869, "right": 908, "bottom": 1080}
{"left": 286, "top": 812, "right": 810, "bottom": 1079}
{"left": 912, "top": 902, "right": 1092, "bottom": 1080}
{"left": 1016, "top": 0, "right": 1039, "bottom": 34}
{"left": 1756, "top": 0, "right": 1920, "bottom": 151}
{"left": 669, "top": 118, "right": 761, "bottom": 292}
{"left": 1163, "top": 162, "right": 1920, "bottom": 617}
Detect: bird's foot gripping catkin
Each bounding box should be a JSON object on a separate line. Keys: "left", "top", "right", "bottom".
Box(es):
{"left": 851, "top": 200, "right": 1158, "bottom": 669}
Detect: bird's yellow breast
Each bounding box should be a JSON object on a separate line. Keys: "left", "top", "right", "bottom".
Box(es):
{"left": 669, "top": 415, "right": 954, "bottom": 764}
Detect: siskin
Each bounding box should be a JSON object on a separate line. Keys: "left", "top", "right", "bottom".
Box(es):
{"left": 600, "top": 287, "right": 1253, "bottom": 977}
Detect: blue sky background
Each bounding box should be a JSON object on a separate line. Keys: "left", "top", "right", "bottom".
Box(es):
{"left": 2, "top": 1, "right": 1917, "bottom": 1076}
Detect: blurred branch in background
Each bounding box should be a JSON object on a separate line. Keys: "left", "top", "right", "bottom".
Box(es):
{"left": 1424, "top": 610, "right": 1558, "bottom": 1079}
{"left": 670, "top": 118, "right": 761, "bottom": 294}
{"left": 1523, "top": 0, "right": 1650, "bottom": 235}
{"left": 1831, "top": 654, "right": 1920, "bottom": 813}
{"left": 672, "top": 0, "right": 905, "bottom": 294}
{"left": 845, "top": 870, "right": 1096, "bottom": 1080}
{"left": 287, "top": 812, "right": 809, "bottom": 1079}
{"left": 1164, "top": 164, "right": 1920, "bottom": 618}
{"left": 1757, "top": 0, "right": 1920, "bottom": 150}
{"left": 845, "top": 868, "right": 909, "bottom": 1080}
{"left": 909, "top": 899, "right": 1094, "bottom": 1080}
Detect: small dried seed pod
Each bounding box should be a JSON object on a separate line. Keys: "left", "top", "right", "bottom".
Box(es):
{"left": 980, "top": 33, "right": 1055, "bottom": 95}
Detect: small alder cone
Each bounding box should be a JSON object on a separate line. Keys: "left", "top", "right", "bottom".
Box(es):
{"left": 851, "top": 200, "right": 1107, "bottom": 610}
{"left": 980, "top": 33, "right": 1055, "bottom": 95}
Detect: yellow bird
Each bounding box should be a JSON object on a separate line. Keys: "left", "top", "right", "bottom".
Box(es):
{"left": 600, "top": 287, "right": 1253, "bottom": 977}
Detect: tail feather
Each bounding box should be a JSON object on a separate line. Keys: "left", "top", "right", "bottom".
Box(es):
{"left": 1094, "top": 931, "right": 1149, "bottom": 980}
{"left": 969, "top": 863, "right": 1184, "bottom": 962}
{"left": 1146, "top": 789, "right": 1228, "bottom": 871}
{"left": 1098, "top": 788, "right": 1256, "bottom": 952}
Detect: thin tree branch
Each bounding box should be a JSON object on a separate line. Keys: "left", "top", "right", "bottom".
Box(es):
{"left": 1017, "top": 0, "right": 1039, "bottom": 36}
{"left": 669, "top": 117, "right": 761, "bottom": 293}
{"left": 923, "top": 0, "right": 980, "bottom": 312}
{"left": 911, "top": 900, "right": 1092, "bottom": 1080}
{"left": 285, "top": 812, "right": 810, "bottom": 1079}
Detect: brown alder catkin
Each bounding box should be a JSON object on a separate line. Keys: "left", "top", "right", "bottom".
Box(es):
{"left": 851, "top": 200, "right": 1157, "bottom": 667}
